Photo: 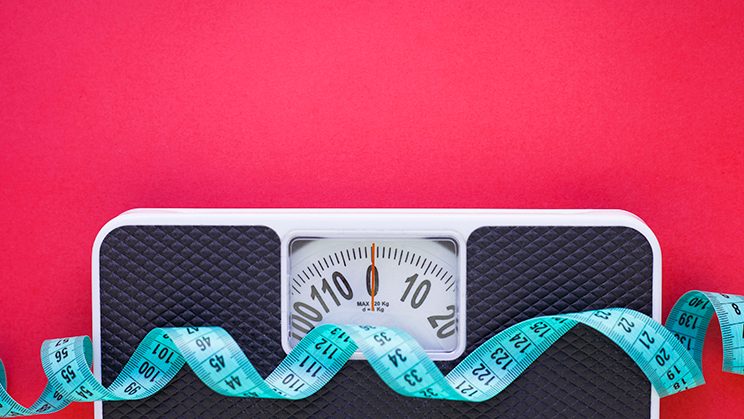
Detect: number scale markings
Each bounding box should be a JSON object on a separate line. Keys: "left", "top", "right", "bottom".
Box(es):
{"left": 2, "top": 291, "right": 744, "bottom": 416}
{"left": 288, "top": 242, "right": 460, "bottom": 352}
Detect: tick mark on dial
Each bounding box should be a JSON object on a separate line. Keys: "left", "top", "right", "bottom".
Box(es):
{"left": 424, "top": 260, "right": 432, "bottom": 275}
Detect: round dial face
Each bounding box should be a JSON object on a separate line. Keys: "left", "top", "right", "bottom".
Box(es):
{"left": 286, "top": 237, "right": 461, "bottom": 357}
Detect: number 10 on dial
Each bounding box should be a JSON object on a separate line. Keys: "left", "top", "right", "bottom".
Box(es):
{"left": 284, "top": 237, "right": 465, "bottom": 360}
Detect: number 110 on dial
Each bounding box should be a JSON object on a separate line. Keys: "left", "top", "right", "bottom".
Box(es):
{"left": 286, "top": 237, "right": 463, "bottom": 359}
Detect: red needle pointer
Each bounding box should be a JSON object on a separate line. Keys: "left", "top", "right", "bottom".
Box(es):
{"left": 371, "top": 242, "right": 376, "bottom": 312}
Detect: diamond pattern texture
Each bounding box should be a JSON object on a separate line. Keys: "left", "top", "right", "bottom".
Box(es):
{"left": 100, "top": 225, "right": 652, "bottom": 418}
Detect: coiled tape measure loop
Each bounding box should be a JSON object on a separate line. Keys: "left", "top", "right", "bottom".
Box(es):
{"left": 1, "top": 290, "right": 742, "bottom": 416}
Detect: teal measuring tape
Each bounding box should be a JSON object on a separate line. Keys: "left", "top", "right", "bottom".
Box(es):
{"left": 1, "top": 290, "right": 742, "bottom": 416}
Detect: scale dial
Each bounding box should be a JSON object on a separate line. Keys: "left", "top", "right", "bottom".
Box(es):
{"left": 286, "top": 237, "right": 461, "bottom": 358}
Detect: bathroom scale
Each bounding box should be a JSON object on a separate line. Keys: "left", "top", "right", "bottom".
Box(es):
{"left": 92, "top": 209, "right": 660, "bottom": 418}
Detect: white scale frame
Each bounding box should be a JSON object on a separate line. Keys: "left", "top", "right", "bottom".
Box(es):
{"left": 92, "top": 208, "right": 661, "bottom": 419}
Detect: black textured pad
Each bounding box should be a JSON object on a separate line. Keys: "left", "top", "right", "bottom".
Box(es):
{"left": 99, "top": 225, "right": 652, "bottom": 418}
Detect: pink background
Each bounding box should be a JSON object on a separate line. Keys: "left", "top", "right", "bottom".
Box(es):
{"left": 2, "top": 1, "right": 743, "bottom": 417}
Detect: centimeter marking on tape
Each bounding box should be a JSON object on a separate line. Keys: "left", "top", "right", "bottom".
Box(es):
{"left": 1, "top": 290, "right": 743, "bottom": 416}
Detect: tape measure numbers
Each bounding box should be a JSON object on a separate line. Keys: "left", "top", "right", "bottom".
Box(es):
{"left": 1, "top": 290, "right": 741, "bottom": 416}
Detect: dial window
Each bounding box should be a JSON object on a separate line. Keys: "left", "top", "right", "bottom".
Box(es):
{"left": 285, "top": 236, "right": 463, "bottom": 360}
